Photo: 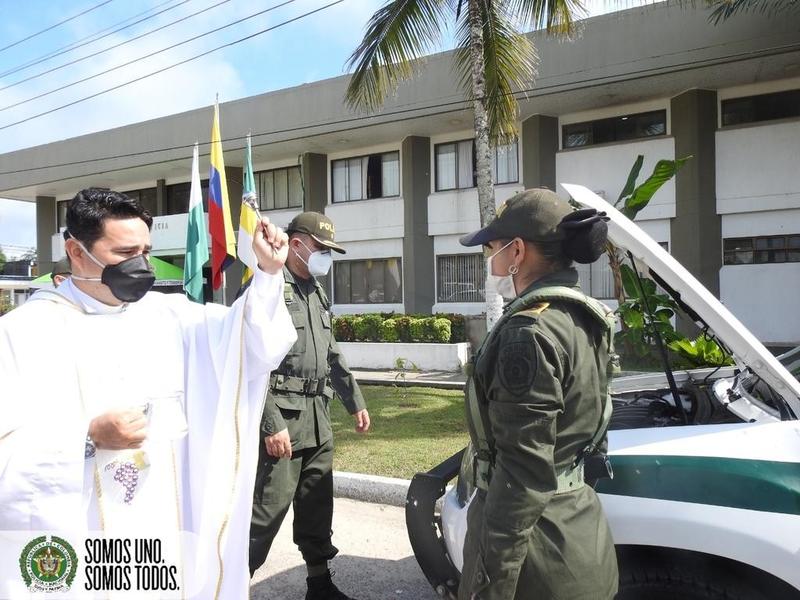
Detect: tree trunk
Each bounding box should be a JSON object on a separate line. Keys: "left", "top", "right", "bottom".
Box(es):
{"left": 469, "top": 1, "right": 495, "bottom": 228}
{"left": 468, "top": 0, "right": 503, "bottom": 329}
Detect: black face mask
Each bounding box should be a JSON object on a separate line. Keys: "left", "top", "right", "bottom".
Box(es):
{"left": 100, "top": 254, "right": 156, "bottom": 302}
{"left": 72, "top": 240, "right": 156, "bottom": 303}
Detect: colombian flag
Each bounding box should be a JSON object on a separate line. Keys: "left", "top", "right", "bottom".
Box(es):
{"left": 208, "top": 102, "right": 237, "bottom": 290}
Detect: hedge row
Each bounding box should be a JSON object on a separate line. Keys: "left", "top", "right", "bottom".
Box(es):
{"left": 333, "top": 313, "right": 466, "bottom": 344}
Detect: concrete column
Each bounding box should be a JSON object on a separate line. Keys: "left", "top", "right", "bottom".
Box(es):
{"left": 35, "top": 196, "right": 56, "bottom": 274}
{"left": 521, "top": 114, "right": 559, "bottom": 191}
{"left": 401, "top": 136, "right": 433, "bottom": 314}
{"left": 302, "top": 153, "right": 328, "bottom": 214}
{"left": 156, "top": 179, "right": 166, "bottom": 216}
{"left": 670, "top": 89, "right": 721, "bottom": 296}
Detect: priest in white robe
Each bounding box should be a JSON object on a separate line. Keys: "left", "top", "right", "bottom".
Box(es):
{"left": 0, "top": 188, "right": 297, "bottom": 599}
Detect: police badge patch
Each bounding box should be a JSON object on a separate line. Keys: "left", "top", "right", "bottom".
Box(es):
{"left": 499, "top": 341, "right": 537, "bottom": 395}
{"left": 19, "top": 535, "right": 78, "bottom": 592}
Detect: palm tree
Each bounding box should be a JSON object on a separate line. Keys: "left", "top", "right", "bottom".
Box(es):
{"left": 345, "top": 0, "right": 584, "bottom": 325}
{"left": 704, "top": 0, "right": 799, "bottom": 24}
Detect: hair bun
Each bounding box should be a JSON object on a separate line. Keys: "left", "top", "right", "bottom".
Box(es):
{"left": 559, "top": 209, "right": 609, "bottom": 264}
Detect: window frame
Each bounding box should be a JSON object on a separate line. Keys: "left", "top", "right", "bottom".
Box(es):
{"left": 436, "top": 253, "right": 485, "bottom": 303}
{"left": 165, "top": 180, "right": 209, "bottom": 215}
{"left": 561, "top": 109, "right": 668, "bottom": 149}
{"left": 433, "top": 138, "right": 519, "bottom": 192}
{"left": 330, "top": 151, "right": 401, "bottom": 203}
{"left": 721, "top": 89, "right": 800, "bottom": 127}
{"left": 333, "top": 257, "right": 403, "bottom": 304}
{"left": 723, "top": 235, "right": 800, "bottom": 265}
{"left": 255, "top": 165, "right": 303, "bottom": 211}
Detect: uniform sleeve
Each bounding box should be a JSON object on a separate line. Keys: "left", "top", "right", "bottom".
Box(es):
{"left": 477, "top": 319, "right": 566, "bottom": 598}
{"left": 328, "top": 336, "right": 366, "bottom": 414}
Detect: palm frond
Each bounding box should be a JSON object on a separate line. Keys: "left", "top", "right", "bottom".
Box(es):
{"left": 344, "top": 0, "right": 448, "bottom": 112}
{"left": 453, "top": 1, "right": 537, "bottom": 143}
{"left": 706, "top": 0, "right": 799, "bottom": 24}
{"left": 507, "top": 0, "right": 585, "bottom": 34}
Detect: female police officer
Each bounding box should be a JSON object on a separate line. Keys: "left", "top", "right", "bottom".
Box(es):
{"left": 458, "top": 188, "right": 618, "bottom": 600}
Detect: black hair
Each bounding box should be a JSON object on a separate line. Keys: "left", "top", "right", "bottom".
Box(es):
{"left": 558, "top": 208, "right": 609, "bottom": 264}
{"left": 65, "top": 188, "right": 153, "bottom": 249}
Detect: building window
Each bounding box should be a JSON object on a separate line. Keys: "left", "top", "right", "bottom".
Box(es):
{"left": 332, "top": 152, "right": 400, "bottom": 202}
{"left": 123, "top": 187, "right": 157, "bottom": 217}
{"left": 723, "top": 235, "right": 800, "bottom": 265}
{"left": 434, "top": 139, "right": 518, "bottom": 191}
{"left": 334, "top": 258, "right": 402, "bottom": 304}
{"left": 562, "top": 110, "right": 667, "bottom": 149}
{"left": 166, "top": 180, "right": 208, "bottom": 215}
{"left": 722, "top": 89, "right": 800, "bottom": 127}
{"left": 493, "top": 141, "right": 519, "bottom": 185}
{"left": 256, "top": 166, "right": 303, "bottom": 210}
{"left": 437, "top": 254, "right": 485, "bottom": 302}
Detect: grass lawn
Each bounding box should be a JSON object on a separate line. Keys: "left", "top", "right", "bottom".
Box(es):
{"left": 331, "top": 386, "right": 469, "bottom": 479}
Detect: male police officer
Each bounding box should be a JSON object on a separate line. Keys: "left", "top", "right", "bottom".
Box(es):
{"left": 249, "top": 212, "right": 370, "bottom": 600}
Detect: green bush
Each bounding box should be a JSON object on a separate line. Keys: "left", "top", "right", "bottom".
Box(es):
{"left": 381, "top": 319, "right": 400, "bottom": 342}
{"left": 409, "top": 318, "right": 427, "bottom": 342}
{"left": 352, "top": 313, "right": 382, "bottom": 341}
{"left": 351, "top": 317, "right": 366, "bottom": 341}
{"left": 394, "top": 316, "right": 412, "bottom": 342}
{"left": 438, "top": 313, "right": 465, "bottom": 343}
{"left": 432, "top": 318, "right": 451, "bottom": 343}
{"left": 333, "top": 315, "right": 355, "bottom": 342}
{"left": 332, "top": 312, "right": 468, "bottom": 343}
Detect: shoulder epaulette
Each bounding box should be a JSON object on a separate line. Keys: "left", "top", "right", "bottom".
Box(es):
{"left": 512, "top": 301, "right": 550, "bottom": 320}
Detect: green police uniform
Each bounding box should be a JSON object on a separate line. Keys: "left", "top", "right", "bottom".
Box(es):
{"left": 249, "top": 223, "right": 366, "bottom": 576}
{"left": 458, "top": 189, "right": 618, "bottom": 600}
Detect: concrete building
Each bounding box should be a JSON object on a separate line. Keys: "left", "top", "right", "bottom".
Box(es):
{"left": 1, "top": 2, "right": 798, "bottom": 344}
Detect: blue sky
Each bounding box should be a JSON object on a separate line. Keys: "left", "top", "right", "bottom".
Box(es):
{"left": 0, "top": 0, "right": 653, "bottom": 258}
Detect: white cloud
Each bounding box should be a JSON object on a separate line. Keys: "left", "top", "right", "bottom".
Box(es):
{"left": 0, "top": 0, "right": 288, "bottom": 152}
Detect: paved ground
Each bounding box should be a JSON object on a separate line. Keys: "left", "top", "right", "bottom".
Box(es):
{"left": 250, "top": 498, "right": 439, "bottom": 600}
{"left": 352, "top": 369, "right": 466, "bottom": 389}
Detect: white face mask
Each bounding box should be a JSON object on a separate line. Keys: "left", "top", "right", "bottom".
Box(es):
{"left": 295, "top": 239, "right": 333, "bottom": 277}
{"left": 485, "top": 239, "right": 518, "bottom": 300}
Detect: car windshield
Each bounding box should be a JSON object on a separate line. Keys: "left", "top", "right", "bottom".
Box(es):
{"left": 778, "top": 345, "right": 800, "bottom": 381}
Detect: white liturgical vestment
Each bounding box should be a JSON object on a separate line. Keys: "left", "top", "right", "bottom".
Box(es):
{"left": 0, "top": 269, "right": 296, "bottom": 599}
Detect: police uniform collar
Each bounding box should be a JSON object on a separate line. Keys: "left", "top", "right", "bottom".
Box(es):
{"left": 517, "top": 268, "right": 580, "bottom": 299}
{"left": 283, "top": 264, "right": 317, "bottom": 294}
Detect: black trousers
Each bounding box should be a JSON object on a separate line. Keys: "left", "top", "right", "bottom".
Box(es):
{"left": 249, "top": 437, "right": 338, "bottom": 575}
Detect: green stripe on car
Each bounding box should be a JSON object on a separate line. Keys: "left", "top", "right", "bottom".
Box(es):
{"left": 596, "top": 455, "right": 800, "bottom": 516}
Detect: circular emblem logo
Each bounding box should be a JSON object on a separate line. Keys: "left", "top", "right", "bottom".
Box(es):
{"left": 19, "top": 535, "right": 78, "bottom": 592}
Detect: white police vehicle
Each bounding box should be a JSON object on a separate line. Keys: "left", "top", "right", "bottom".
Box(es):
{"left": 406, "top": 185, "right": 800, "bottom": 600}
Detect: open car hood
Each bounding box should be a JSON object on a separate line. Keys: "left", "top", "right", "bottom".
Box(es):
{"left": 562, "top": 183, "right": 800, "bottom": 417}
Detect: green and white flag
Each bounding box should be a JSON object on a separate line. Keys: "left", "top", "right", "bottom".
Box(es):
{"left": 183, "top": 142, "right": 209, "bottom": 303}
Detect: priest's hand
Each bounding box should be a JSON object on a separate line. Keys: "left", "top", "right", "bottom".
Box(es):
{"left": 265, "top": 428, "right": 292, "bottom": 459}
{"left": 88, "top": 408, "right": 148, "bottom": 450}
{"left": 254, "top": 217, "right": 289, "bottom": 275}
{"left": 354, "top": 409, "right": 371, "bottom": 433}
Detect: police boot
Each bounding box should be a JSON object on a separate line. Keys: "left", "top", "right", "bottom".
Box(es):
{"left": 304, "top": 570, "right": 356, "bottom": 600}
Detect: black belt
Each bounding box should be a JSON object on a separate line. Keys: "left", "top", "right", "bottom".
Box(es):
{"left": 271, "top": 374, "right": 333, "bottom": 398}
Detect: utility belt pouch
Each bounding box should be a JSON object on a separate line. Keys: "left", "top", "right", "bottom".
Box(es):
{"left": 583, "top": 453, "right": 614, "bottom": 482}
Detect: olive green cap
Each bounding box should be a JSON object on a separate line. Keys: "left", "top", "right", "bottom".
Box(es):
{"left": 460, "top": 188, "right": 573, "bottom": 247}
{"left": 286, "top": 211, "right": 345, "bottom": 254}
{"left": 51, "top": 256, "right": 72, "bottom": 279}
